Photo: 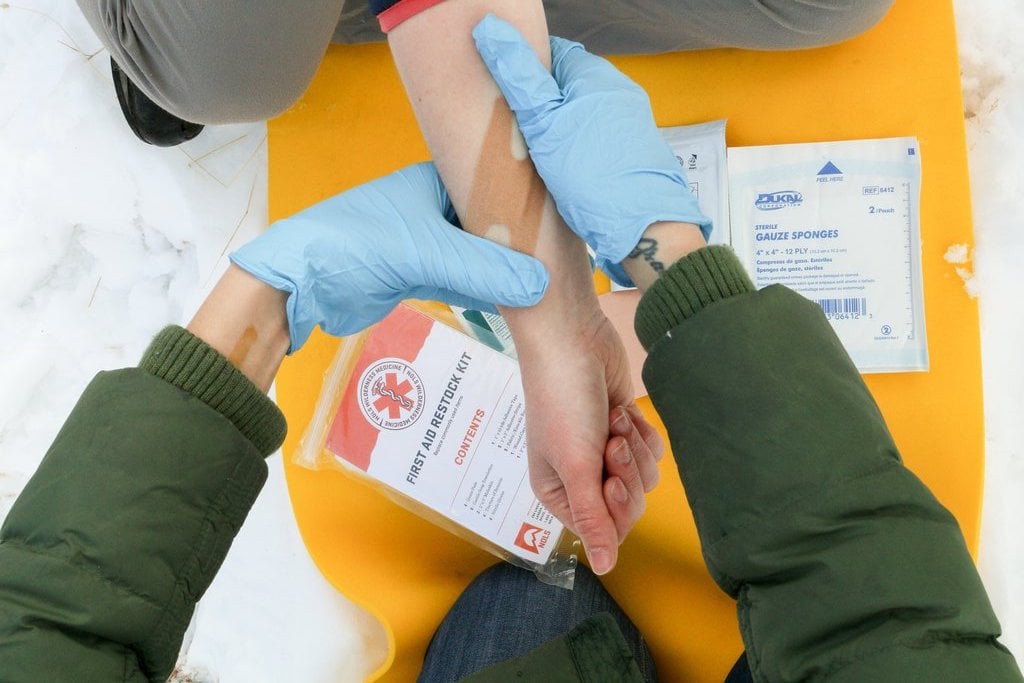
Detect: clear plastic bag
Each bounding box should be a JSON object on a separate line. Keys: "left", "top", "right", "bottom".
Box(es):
{"left": 297, "top": 301, "right": 578, "bottom": 588}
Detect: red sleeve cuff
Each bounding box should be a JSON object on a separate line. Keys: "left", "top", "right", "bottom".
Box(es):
{"left": 378, "top": 0, "right": 450, "bottom": 32}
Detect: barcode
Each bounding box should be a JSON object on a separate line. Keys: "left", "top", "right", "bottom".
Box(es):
{"left": 816, "top": 297, "right": 868, "bottom": 315}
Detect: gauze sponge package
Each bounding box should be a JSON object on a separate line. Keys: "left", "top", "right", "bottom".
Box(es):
{"left": 729, "top": 137, "right": 927, "bottom": 372}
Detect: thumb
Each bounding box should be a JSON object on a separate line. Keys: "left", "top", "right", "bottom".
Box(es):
{"left": 424, "top": 225, "right": 549, "bottom": 308}
{"left": 562, "top": 469, "right": 620, "bottom": 575}
{"left": 472, "top": 14, "right": 563, "bottom": 122}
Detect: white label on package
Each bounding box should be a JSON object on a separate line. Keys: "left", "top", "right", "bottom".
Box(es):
{"left": 661, "top": 119, "right": 729, "bottom": 246}
{"left": 729, "top": 137, "right": 928, "bottom": 373}
{"left": 326, "top": 305, "right": 562, "bottom": 563}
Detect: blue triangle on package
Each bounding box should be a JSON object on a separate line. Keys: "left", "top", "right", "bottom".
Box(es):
{"left": 818, "top": 161, "right": 843, "bottom": 175}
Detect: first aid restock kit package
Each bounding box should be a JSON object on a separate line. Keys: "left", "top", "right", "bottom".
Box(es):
{"left": 299, "top": 302, "right": 577, "bottom": 587}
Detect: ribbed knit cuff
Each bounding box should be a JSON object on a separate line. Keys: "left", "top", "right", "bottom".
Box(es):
{"left": 567, "top": 613, "right": 644, "bottom": 681}
{"left": 634, "top": 245, "right": 756, "bottom": 351}
{"left": 139, "top": 326, "right": 287, "bottom": 456}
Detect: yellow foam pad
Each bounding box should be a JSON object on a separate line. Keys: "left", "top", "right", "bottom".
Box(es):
{"left": 271, "top": 0, "right": 982, "bottom": 679}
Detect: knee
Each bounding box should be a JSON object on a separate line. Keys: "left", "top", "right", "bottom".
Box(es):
{"left": 124, "top": 42, "right": 315, "bottom": 125}
{"left": 161, "top": 62, "right": 313, "bottom": 125}
{"left": 81, "top": 0, "right": 325, "bottom": 124}
{"left": 756, "top": 0, "right": 896, "bottom": 50}
{"left": 463, "top": 562, "right": 536, "bottom": 597}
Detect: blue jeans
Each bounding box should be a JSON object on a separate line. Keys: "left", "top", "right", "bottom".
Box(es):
{"left": 419, "top": 562, "right": 753, "bottom": 682}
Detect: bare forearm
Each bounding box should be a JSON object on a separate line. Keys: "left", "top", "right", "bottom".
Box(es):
{"left": 388, "top": 2, "right": 547, "bottom": 244}
{"left": 187, "top": 265, "right": 290, "bottom": 392}
{"left": 388, "top": 1, "right": 596, "bottom": 338}
{"left": 620, "top": 221, "right": 708, "bottom": 293}
{"left": 388, "top": 3, "right": 679, "bottom": 574}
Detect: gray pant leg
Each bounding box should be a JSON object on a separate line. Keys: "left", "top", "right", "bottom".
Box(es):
{"left": 542, "top": 0, "right": 897, "bottom": 54}
{"left": 332, "top": 0, "right": 895, "bottom": 54}
{"left": 80, "top": 0, "right": 894, "bottom": 124}
{"left": 77, "top": 0, "right": 344, "bottom": 124}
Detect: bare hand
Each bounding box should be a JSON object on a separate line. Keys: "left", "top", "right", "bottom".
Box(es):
{"left": 517, "top": 311, "right": 664, "bottom": 574}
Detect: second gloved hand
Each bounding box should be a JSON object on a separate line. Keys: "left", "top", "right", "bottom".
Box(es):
{"left": 230, "top": 162, "right": 549, "bottom": 353}
{"left": 472, "top": 14, "right": 711, "bottom": 286}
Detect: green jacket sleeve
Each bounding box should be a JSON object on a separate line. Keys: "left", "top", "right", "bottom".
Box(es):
{"left": 459, "top": 613, "right": 644, "bottom": 683}
{"left": 0, "top": 326, "right": 286, "bottom": 682}
{"left": 635, "top": 246, "right": 1022, "bottom": 682}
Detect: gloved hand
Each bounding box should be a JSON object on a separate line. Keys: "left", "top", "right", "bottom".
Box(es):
{"left": 471, "top": 14, "right": 711, "bottom": 286}
{"left": 230, "top": 162, "right": 548, "bottom": 353}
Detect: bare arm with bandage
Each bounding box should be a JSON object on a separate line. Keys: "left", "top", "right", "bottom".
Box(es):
{"left": 376, "top": 0, "right": 664, "bottom": 575}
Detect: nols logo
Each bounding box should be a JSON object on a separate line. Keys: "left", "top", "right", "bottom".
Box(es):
{"left": 514, "top": 523, "right": 551, "bottom": 554}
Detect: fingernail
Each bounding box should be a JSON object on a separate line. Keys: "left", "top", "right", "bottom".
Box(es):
{"left": 612, "top": 408, "right": 630, "bottom": 436}
{"left": 613, "top": 439, "right": 631, "bottom": 466}
{"left": 611, "top": 477, "right": 629, "bottom": 504}
{"left": 589, "top": 548, "right": 612, "bottom": 575}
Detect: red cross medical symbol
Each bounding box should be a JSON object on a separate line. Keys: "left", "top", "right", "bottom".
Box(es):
{"left": 372, "top": 373, "right": 415, "bottom": 419}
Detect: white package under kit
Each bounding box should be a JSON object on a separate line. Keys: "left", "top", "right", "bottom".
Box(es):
{"left": 728, "top": 137, "right": 927, "bottom": 372}
{"left": 661, "top": 120, "right": 730, "bottom": 246}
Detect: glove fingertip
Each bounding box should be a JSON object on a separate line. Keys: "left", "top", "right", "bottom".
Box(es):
{"left": 525, "top": 262, "right": 550, "bottom": 303}
{"left": 472, "top": 14, "right": 561, "bottom": 114}
{"left": 501, "top": 252, "right": 549, "bottom": 306}
{"left": 472, "top": 14, "right": 518, "bottom": 66}
{"left": 464, "top": 258, "right": 548, "bottom": 309}
{"left": 471, "top": 15, "right": 498, "bottom": 60}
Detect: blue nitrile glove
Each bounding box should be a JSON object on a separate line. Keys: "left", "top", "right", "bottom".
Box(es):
{"left": 472, "top": 14, "right": 711, "bottom": 287}
{"left": 230, "top": 162, "right": 549, "bottom": 353}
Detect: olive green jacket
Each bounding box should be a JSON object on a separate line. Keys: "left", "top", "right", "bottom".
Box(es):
{"left": 1, "top": 246, "right": 1020, "bottom": 682}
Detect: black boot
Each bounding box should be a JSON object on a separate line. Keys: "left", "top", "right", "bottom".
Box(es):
{"left": 110, "top": 58, "right": 203, "bottom": 147}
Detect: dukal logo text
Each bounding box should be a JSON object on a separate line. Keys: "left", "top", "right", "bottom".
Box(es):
{"left": 755, "top": 190, "right": 803, "bottom": 211}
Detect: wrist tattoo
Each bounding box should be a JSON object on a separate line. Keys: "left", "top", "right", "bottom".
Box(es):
{"left": 627, "top": 238, "right": 665, "bottom": 274}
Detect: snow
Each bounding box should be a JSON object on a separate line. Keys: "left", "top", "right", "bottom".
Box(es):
{"left": 944, "top": 243, "right": 970, "bottom": 264}
{"left": 0, "top": 0, "right": 1021, "bottom": 679}
{"left": 954, "top": 0, "right": 1024, "bottom": 664}
{"left": 0, "top": 4, "right": 384, "bottom": 681}
{"left": 171, "top": 446, "right": 387, "bottom": 682}
{"left": 944, "top": 243, "right": 980, "bottom": 297}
